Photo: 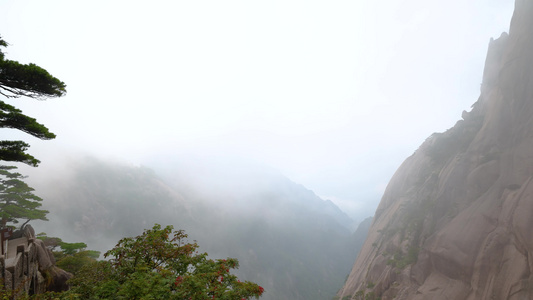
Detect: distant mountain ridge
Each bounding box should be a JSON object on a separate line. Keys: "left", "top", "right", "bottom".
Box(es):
{"left": 29, "top": 157, "right": 363, "bottom": 300}
{"left": 338, "top": 1, "right": 533, "bottom": 299}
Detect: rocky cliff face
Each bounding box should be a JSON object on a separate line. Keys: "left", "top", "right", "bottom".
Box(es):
{"left": 338, "top": 1, "right": 533, "bottom": 299}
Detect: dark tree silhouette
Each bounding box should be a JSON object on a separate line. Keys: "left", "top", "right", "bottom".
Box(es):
{"left": 0, "top": 36, "right": 66, "bottom": 166}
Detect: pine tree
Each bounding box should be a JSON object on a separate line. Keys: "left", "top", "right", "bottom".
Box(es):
{"left": 0, "top": 165, "right": 47, "bottom": 228}
{"left": 0, "top": 35, "right": 66, "bottom": 166}
{"left": 0, "top": 34, "right": 64, "bottom": 227}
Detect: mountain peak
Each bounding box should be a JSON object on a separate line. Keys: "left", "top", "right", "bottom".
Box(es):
{"left": 338, "top": 2, "right": 533, "bottom": 299}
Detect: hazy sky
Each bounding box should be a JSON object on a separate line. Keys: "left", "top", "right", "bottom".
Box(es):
{"left": 1, "top": 0, "right": 514, "bottom": 220}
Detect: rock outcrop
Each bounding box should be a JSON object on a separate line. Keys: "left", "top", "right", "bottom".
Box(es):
{"left": 338, "top": 1, "right": 533, "bottom": 299}
{"left": 1, "top": 225, "right": 72, "bottom": 297}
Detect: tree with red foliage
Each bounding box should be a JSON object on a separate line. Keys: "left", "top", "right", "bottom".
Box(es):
{"left": 68, "top": 224, "right": 264, "bottom": 299}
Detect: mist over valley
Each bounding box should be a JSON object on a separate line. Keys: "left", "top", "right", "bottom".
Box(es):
{"left": 25, "top": 156, "right": 365, "bottom": 299}
{"left": 0, "top": 0, "right": 521, "bottom": 299}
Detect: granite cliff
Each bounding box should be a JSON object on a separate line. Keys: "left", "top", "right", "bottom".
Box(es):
{"left": 338, "top": 1, "right": 533, "bottom": 299}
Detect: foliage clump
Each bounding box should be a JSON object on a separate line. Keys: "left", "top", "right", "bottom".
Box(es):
{"left": 385, "top": 247, "right": 419, "bottom": 269}
{"left": 66, "top": 224, "right": 264, "bottom": 299}
{"left": 0, "top": 37, "right": 66, "bottom": 99}
{"left": 0, "top": 165, "right": 48, "bottom": 228}
{"left": 0, "top": 35, "right": 66, "bottom": 167}
{"left": 37, "top": 233, "right": 100, "bottom": 275}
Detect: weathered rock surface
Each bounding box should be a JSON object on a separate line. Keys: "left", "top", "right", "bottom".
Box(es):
{"left": 45, "top": 266, "right": 72, "bottom": 292}
{"left": 338, "top": 1, "right": 533, "bottom": 299}
{"left": 1, "top": 225, "right": 72, "bottom": 297}
{"left": 35, "top": 238, "right": 55, "bottom": 272}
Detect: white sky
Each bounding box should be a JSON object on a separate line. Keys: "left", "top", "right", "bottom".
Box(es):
{"left": 1, "top": 0, "right": 514, "bottom": 220}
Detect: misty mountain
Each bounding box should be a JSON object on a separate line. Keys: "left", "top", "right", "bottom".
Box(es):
{"left": 339, "top": 2, "right": 533, "bottom": 299}
{"left": 349, "top": 216, "right": 372, "bottom": 261}
{"left": 29, "top": 157, "right": 364, "bottom": 300}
